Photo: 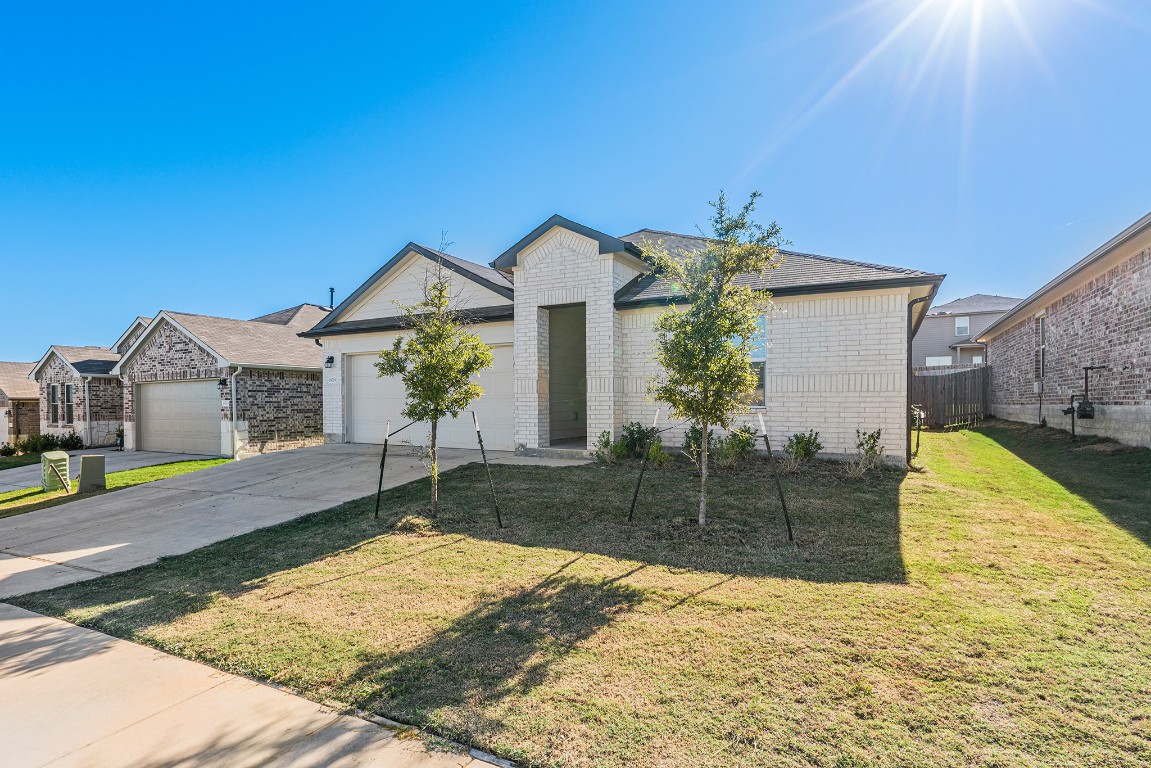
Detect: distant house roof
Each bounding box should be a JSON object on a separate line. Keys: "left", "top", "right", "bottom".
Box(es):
{"left": 30, "top": 346, "right": 122, "bottom": 379}
{"left": 978, "top": 209, "right": 1151, "bottom": 342}
{"left": 927, "top": 294, "right": 1021, "bottom": 316}
{"left": 112, "top": 316, "right": 154, "bottom": 351}
{"left": 250, "top": 304, "right": 333, "bottom": 328}
{"left": 0, "top": 362, "right": 39, "bottom": 399}
{"left": 614, "top": 229, "right": 943, "bottom": 306}
{"left": 113, "top": 304, "right": 329, "bottom": 373}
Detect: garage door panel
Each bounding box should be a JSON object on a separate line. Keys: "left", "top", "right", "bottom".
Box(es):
{"left": 345, "top": 346, "right": 513, "bottom": 450}
{"left": 137, "top": 380, "right": 221, "bottom": 455}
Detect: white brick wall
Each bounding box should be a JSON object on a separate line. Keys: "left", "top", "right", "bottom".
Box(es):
{"left": 512, "top": 228, "right": 622, "bottom": 448}
{"left": 619, "top": 289, "right": 911, "bottom": 459}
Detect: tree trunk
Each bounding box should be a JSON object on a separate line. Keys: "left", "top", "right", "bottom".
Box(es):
{"left": 699, "top": 420, "right": 708, "bottom": 526}
{"left": 430, "top": 419, "right": 439, "bottom": 517}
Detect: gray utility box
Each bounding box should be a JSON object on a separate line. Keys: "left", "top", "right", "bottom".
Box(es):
{"left": 78, "top": 455, "right": 106, "bottom": 493}
{"left": 41, "top": 451, "right": 70, "bottom": 492}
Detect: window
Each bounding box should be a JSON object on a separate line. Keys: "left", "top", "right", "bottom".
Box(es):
{"left": 926, "top": 356, "right": 953, "bottom": 367}
{"left": 1035, "top": 315, "right": 1046, "bottom": 379}
{"left": 748, "top": 315, "right": 766, "bottom": 406}
{"left": 64, "top": 383, "right": 74, "bottom": 425}
{"left": 972, "top": 355, "right": 984, "bottom": 365}
{"left": 954, "top": 316, "right": 970, "bottom": 336}
{"left": 48, "top": 384, "right": 59, "bottom": 424}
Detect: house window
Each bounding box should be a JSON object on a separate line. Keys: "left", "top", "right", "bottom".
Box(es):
{"left": 954, "top": 316, "right": 970, "bottom": 336}
{"left": 64, "top": 384, "right": 74, "bottom": 425}
{"left": 926, "top": 356, "right": 953, "bottom": 367}
{"left": 49, "top": 384, "right": 59, "bottom": 424}
{"left": 973, "top": 355, "right": 984, "bottom": 365}
{"left": 749, "top": 315, "right": 766, "bottom": 406}
{"left": 1035, "top": 316, "right": 1046, "bottom": 379}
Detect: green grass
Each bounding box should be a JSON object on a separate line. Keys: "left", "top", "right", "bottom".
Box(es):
{"left": 0, "top": 459, "right": 230, "bottom": 519}
{"left": 0, "top": 452, "right": 42, "bottom": 471}
{"left": 13, "top": 422, "right": 1151, "bottom": 767}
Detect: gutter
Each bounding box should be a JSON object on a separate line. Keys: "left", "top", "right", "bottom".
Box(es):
{"left": 907, "top": 286, "right": 940, "bottom": 463}
{"left": 229, "top": 366, "right": 243, "bottom": 459}
{"left": 616, "top": 274, "right": 947, "bottom": 310}
{"left": 83, "top": 376, "right": 93, "bottom": 447}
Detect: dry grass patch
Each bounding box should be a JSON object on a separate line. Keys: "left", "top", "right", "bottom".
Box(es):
{"left": 14, "top": 425, "right": 1151, "bottom": 767}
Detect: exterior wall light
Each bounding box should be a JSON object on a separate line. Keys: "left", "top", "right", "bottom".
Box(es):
{"left": 324, "top": 356, "right": 335, "bottom": 369}
{"left": 217, "top": 377, "right": 228, "bottom": 392}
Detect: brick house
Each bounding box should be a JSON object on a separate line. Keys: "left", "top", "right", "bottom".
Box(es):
{"left": 303, "top": 215, "right": 944, "bottom": 462}
{"left": 112, "top": 304, "right": 329, "bottom": 458}
{"left": 27, "top": 317, "right": 151, "bottom": 447}
{"left": 912, "top": 294, "right": 1021, "bottom": 367}
{"left": 0, "top": 362, "right": 40, "bottom": 445}
{"left": 977, "top": 210, "right": 1151, "bottom": 447}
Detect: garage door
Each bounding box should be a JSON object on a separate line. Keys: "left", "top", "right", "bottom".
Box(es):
{"left": 136, "top": 380, "right": 222, "bottom": 455}
{"left": 345, "top": 345, "right": 514, "bottom": 450}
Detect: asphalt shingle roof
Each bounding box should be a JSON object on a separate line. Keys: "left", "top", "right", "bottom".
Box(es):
{"left": 53, "top": 346, "right": 122, "bottom": 375}
{"left": 250, "top": 304, "right": 332, "bottom": 328}
{"left": 615, "top": 229, "right": 938, "bottom": 304}
{"left": 424, "top": 246, "right": 514, "bottom": 292}
{"left": 927, "top": 294, "right": 1022, "bottom": 316}
{"left": 0, "top": 362, "right": 39, "bottom": 399}
{"left": 166, "top": 308, "right": 326, "bottom": 369}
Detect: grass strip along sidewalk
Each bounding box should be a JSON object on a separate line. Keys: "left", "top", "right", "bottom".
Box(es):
{"left": 0, "top": 459, "right": 230, "bottom": 519}
{"left": 13, "top": 424, "right": 1151, "bottom": 767}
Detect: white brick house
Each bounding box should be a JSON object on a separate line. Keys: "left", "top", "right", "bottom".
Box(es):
{"left": 304, "top": 216, "right": 944, "bottom": 462}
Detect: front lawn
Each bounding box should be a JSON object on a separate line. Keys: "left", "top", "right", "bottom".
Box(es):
{"left": 0, "top": 459, "right": 230, "bottom": 519}
{"left": 13, "top": 424, "right": 1150, "bottom": 767}
{"left": 0, "top": 453, "right": 42, "bottom": 471}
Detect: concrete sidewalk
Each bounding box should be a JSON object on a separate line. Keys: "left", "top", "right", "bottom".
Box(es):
{"left": 0, "top": 603, "right": 487, "bottom": 768}
{"left": 0, "top": 449, "right": 210, "bottom": 493}
{"left": 0, "top": 443, "right": 588, "bottom": 598}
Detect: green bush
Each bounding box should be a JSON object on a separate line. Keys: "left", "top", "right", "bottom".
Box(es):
{"left": 594, "top": 423, "right": 657, "bottom": 464}
{"left": 783, "top": 429, "right": 823, "bottom": 471}
{"left": 0, "top": 442, "right": 15, "bottom": 457}
{"left": 59, "top": 431, "right": 84, "bottom": 450}
{"left": 847, "top": 428, "right": 885, "bottom": 477}
{"left": 647, "top": 436, "right": 673, "bottom": 468}
{"left": 714, "top": 425, "right": 758, "bottom": 468}
{"left": 16, "top": 433, "right": 60, "bottom": 454}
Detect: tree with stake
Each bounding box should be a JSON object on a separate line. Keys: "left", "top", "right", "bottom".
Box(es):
{"left": 644, "top": 191, "right": 784, "bottom": 525}
{"left": 375, "top": 261, "right": 494, "bottom": 516}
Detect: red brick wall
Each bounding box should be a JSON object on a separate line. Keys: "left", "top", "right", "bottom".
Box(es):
{"left": 987, "top": 245, "right": 1150, "bottom": 412}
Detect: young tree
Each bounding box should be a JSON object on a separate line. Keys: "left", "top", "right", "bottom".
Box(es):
{"left": 644, "top": 191, "right": 785, "bottom": 525}
{"left": 376, "top": 260, "right": 494, "bottom": 515}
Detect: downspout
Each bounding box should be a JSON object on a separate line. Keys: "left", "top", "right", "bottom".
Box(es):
{"left": 229, "top": 366, "right": 243, "bottom": 458}
{"left": 118, "top": 374, "right": 128, "bottom": 450}
{"left": 907, "top": 293, "right": 934, "bottom": 464}
{"left": 83, "top": 376, "right": 93, "bottom": 447}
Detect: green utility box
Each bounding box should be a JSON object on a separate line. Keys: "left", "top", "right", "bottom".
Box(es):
{"left": 41, "top": 450, "right": 70, "bottom": 492}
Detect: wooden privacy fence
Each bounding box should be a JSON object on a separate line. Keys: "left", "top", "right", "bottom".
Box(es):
{"left": 912, "top": 365, "right": 990, "bottom": 428}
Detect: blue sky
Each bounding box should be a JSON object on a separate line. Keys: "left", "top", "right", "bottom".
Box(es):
{"left": 3, "top": 0, "right": 1149, "bottom": 361}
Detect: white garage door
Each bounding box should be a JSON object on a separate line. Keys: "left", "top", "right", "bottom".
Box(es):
{"left": 345, "top": 345, "right": 514, "bottom": 450}
{"left": 136, "top": 380, "right": 222, "bottom": 455}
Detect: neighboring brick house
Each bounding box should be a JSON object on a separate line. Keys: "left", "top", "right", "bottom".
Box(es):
{"left": 912, "top": 294, "right": 1021, "bottom": 367}
{"left": 112, "top": 304, "right": 329, "bottom": 458}
{"left": 978, "top": 211, "right": 1151, "bottom": 448}
{"left": 0, "top": 361, "right": 40, "bottom": 445}
{"left": 27, "top": 317, "right": 152, "bottom": 447}
{"left": 303, "top": 215, "right": 944, "bottom": 463}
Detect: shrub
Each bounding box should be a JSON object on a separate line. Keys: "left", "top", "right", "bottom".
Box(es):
{"left": 846, "top": 428, "right": 885, "bottom": 477}
{"left": 647, "top": 436, "right": 673, "bottom": 468}
{"left": 59, "top": 431, "right": 84, "bottom": 450}
{"left": 0, "top": 442, "right": 15, "bottom": 457}
{"left": 713, "top": 426, "right": 758, "bottom": 469}
{"left": 16, "top": 433, "right": 60, "bottom": 454}
{"left": 619, "top": 422, "right": 651, "bottom": 459}
{"left": 783, "top": 429, "right": 823, "bottom": 471}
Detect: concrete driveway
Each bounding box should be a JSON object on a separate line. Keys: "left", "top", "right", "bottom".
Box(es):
{"left": 0, "top": 448, "right": 211, "bottom": 493}
{"left": 0, "top": 443, "right": 586, "bottom": 598}
{"left": 0, "top": 603, "right": 490, "bottom": 768}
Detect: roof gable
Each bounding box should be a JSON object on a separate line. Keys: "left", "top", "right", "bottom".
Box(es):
{"left": 30, "top": 346, "right": 122, "bottom": 379}
{"left": 112, "top": 316, "right": 153, "bottom": 354}
{"left": 490, "top": 215, "right": 642, "bottom": 270}
{"left": 927, "top": 294, "right": 1021, "bottom": 316}
{"left": 0, "top": 362, "right": 39, "bottom": 400}
{"left": 307, "top": 244, "right": 513, "bottom": 335}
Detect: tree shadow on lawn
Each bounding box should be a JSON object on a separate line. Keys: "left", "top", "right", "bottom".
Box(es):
{"left": 337, "top": 560, "right": 644, "bottom": 733}
{"left": 973, "top": 420, "right": 1151, "bottom": 547}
